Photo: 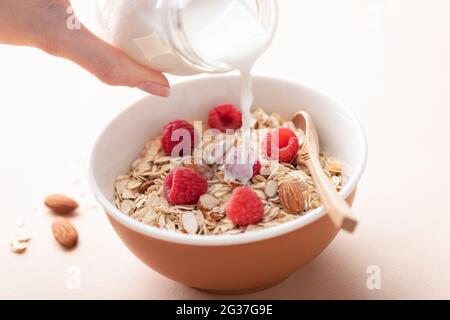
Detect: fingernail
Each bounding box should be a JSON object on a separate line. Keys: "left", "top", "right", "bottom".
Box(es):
{"left": 137, "top": 82, "right": 170, "bottom": 97}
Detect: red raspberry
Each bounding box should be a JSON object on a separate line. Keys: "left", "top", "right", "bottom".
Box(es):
{"left": 253, "top": 161, "right": 261, "bottom": 176}
{"left": 208, "top": 104, "right": 242, "bottom": 132}
{"left": 226, "top": 186, "right": 264, "bottom": 226}
{"left": 164, "top": 168, "right": 208, "bottom": 205}
{"left": 161, "top": 120, "right": 197, "bottom": 156}
{"left": 263, "top": 127, "right": 300, "bottom": 163}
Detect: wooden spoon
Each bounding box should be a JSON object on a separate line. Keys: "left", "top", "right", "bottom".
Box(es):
{"left": 293, "top": 111, "right": 358, "bottom": 232}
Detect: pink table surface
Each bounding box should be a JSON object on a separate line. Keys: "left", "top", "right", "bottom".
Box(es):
{"left": 1, "top": 0, "right": 449, "bottom": 299}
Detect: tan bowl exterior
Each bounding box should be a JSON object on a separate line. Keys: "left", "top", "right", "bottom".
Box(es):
{"left": 106, "top": 189, "right": 357, "bottom": 294}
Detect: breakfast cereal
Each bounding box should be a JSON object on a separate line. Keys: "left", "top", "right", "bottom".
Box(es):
{"left": 114, "top": 107, "right": 343, "bottom": 235}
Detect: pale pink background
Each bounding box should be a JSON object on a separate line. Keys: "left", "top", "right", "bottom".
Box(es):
{"left": 1, "top": 0, "right": 449, "bottom": 299}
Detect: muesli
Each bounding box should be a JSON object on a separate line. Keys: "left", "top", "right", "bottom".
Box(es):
{"left": 114, "top": 106, "right": 343, "bottom": 235}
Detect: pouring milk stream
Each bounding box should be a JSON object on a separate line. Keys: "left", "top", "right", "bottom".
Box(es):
{"left": 181, "top": 0, "right": 270, "bottom": 183}
{"left": 99, "top": 0, "right": 277, "bottom": 183}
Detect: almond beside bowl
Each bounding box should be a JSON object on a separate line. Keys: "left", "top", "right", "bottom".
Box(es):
{"left": 89, "top": 75, "right": 367, "bottom": 294}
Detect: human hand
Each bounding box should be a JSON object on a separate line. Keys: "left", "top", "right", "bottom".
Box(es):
{"left": 0, "top": 0, "right": 170, "bottom": 97}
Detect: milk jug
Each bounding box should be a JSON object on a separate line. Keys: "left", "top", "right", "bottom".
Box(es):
{"left": 97, "top": 0, "right": 278, "bottom": 75}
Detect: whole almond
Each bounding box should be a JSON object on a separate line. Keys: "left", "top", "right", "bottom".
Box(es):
{"left": 45, "top": 194, "right": 79, "bottom": 215}
{"left": 279, "top": 181, "right": 305, "bottom": 214}
{"left": 52, "top": 218, "right": 78, "bottom": 248}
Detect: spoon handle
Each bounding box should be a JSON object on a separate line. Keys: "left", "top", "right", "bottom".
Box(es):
{"left": 304, "top": 153, "right": 358, "bottom": 232}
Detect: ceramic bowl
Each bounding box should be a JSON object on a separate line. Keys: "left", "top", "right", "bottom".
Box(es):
{"left": 90, "top": 75, "right": 367, "bottom": 294}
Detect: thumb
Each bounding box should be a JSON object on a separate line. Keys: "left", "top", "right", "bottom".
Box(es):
{"left": 56, "top": 25, "right": 170, "bottom": 97}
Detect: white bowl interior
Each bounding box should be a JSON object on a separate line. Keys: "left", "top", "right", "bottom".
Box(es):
{"left": 90, "top": 75, "right": 367, "bottom": 244}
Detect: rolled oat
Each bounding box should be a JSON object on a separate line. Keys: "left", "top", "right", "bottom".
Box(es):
{"left": 114, "top": 108, "right": 344, "bottom": 235}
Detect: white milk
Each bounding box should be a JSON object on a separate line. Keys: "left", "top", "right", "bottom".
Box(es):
{"left": 101, "top": 0, "right": 271, "bottom": 183}
{"left": 181, "top": 0, "right": 270, "bottom": 183}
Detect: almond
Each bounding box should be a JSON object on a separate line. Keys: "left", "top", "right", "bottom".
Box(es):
{"left": 197, "top": 194, "right": 220, "bottom": 212}
{"left": 45, "top": 194, "right": 79, "bottom": 215}
{"left": 15, "top": 231, "right": 32, "bottom": 242}
{"left": 226, "top": 180, "right": 242, "bottom": 190}
{"left": 195, "top": 164, "right": 215, "bottom": 180}
{"left": 209, "top": 211, "right": 225, "bottom": 222}
{"left": 264, "top": 180, "right": 278, "bottom": 198}
{"left": 52, "top": 218, "right": 78, "bottom": 248}
{"left": 137, "top": 180, "right": 153, "bottom": 193}
{"left": 181, "top": 212, "right": 199, "bottom": 235}
{"left": 185, "top": 163, "right": 215, "bottom": 180}
{"left": 10, "top": 240, "right": 28, "bottom": 254}
{"left": 278, "top": 181, "right": 305, "bottom": 214}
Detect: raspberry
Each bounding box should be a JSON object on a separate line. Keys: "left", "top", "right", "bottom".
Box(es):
{"left": 253, "top": 161, "right": 261, "bottom": 176}
{"left": 161, "top": 120, "right": 197, "bottom": 156}
{"left": 208, "top": 104, "right": 242, "bottom": 132}
{"left": 226, "top": 186, "right": 264, "bottom": 226}
{"left": 263, "top": 127, "right": 300, "bottom": 163}
{"left": 164, "top": 167, "right": 207, "bottom": 205}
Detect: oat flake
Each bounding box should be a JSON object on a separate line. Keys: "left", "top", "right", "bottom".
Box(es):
{"left": 114, "top": 108, "right": 344, "bottom": 235}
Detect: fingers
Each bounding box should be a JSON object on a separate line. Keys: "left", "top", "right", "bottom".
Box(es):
{"left": 0, "top": 0, "right": 171, "bottom": 96}
{"left": 54, "top": 24, "right": 170, "bottom": 97}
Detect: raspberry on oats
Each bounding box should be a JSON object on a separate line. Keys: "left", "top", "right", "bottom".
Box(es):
{"left": 263, "top": 127, "right": 300, "bottom": 164}
{"left": 253, "top": 161, "right": 261, "bottom": 176}
{"left": 208, "top": 104, "right": 242, "bottom": 132}
{"left": 161, "top": 120, "right": 197, "bottom": 156}
{"left": 115, "top": 107, "right": 344, "bottom": 236}
{"left": 164, "top": 167, "right": 208, "bottom": 205}
{"left": 226, "top": 186, "right": 264, "bottom": 226}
